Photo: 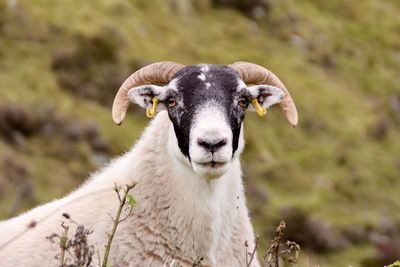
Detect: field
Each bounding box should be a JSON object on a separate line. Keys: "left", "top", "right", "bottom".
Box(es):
{"left": 0, "top": 0, "right": 400, "bottom": 266}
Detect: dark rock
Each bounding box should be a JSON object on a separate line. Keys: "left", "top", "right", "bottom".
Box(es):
{"left": 212, "top": 0, "right": 271, "bottom": 19}
{"left": 368, "top": 117, "right": 389, "bottom": 140}
{"left": 81, "top": 121, "right": 99, "bottom": 140}
{"left": 0, "top": 103, "right": 58, "bottom": 145}
{"left": 63, "top": 121, "right": 84, "bottom": 141}
{"left": 2, "top": 154, "right": 29, "bottom": 183}
{"left": 88, "top": 137, "right": 110, "bottom": 153}
{"left": 341, "top": 225, "right": 368, "bottom": 244}
{"left": 80, "top": 121, "right": 110, "bottom": 153}
{"left": 278, "top": 207, "right": 348, "bottom": 253}
{"left": 1, "top": 154, "right": 35, "bottom": 217}
{"left": 51, "top": 29, "right": 131, "bottom": 106}
{"left": 0, "top": 103, "right": 38, "bottom": 144}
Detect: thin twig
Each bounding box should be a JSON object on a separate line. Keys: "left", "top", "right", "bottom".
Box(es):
{"left": 118, "top": 206, "right": 134, "bottom": 224}
{"left": 101, "top": 184, "right": 136, "bottom": 267}
{"left": 246, "top": 235, "right": 259, "bottom": 267}
{"left": 59, "top": 222, "right": 69, "bottom": 267}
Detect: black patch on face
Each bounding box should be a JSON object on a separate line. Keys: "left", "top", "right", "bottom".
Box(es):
{"left": 166, "top": 65, "right": 250, "bottom": 159}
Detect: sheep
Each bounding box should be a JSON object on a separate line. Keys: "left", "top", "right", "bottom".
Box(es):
{"left": 0, "top": 61, "right": 298, "bottom": 267}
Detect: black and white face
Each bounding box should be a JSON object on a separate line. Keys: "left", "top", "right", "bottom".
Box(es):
{"left": 128, "top": 64, "right": 284, "bottom": 179}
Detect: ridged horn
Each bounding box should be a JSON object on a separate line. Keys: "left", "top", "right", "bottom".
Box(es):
{"left": 229, "top": 61, "right": 298, "bottom": 127}
{"left": 112, "top": 61, "right": 185, "bottom": 125}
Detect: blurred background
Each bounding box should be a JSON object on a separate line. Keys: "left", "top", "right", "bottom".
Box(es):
{"left": 0, "top": 0, "right": 399, "bottom": 266}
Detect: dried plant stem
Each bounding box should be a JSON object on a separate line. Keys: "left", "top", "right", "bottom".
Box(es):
{"left": 264, "top": 221, "right": 300, "bottom": 267}
{"left": 101, "top": 184, "right": 136, "bottom": 267}
{"left": 101, "top": 202, "right": 123, "bottom": 266}
{"left": 246, "top": 235, "right": 259, "bottom": 267}
{"left": 273, "top": 240, "right": 279, "bottom": 267}
{"left": 59, "top": 222, "right": 69, "bottom": 267}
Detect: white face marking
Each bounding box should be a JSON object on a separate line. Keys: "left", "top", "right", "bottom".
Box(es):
{"left": 189, "top": 101, "right": 233, "bottom": 179}
{"left": 200, "top": 64, "right": 210, "bottom": 74}
{"left": 237, "top": 79, "right": 246, "bottom": 91}
{"left": 198, "top": 73, "right": 206, "bottom": 82}
{"left": 168, "top": 78, "right": 179, "bottom": 91}
{"left": 197, "top": 71, "right": 211, "bottom": 89}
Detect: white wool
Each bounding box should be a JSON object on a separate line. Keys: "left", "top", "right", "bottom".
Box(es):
{"left": 0, "top": 111, "right": 260, "bottom": 267}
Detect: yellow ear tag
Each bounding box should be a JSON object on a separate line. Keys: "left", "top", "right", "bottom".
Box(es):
{"left": 251, "top": 98, "right": 268, "bottom": 117}
{"left": 146, "top": 97, "right": 159, "bottom": 118}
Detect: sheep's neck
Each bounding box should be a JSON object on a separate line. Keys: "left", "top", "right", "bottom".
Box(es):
{"left": 149, "top": 125, "right": 242, "bottom": 263}
{"left": 124, "top": 113, "right": 245, "bottom": 264}
{"left": 140, "top": 156, "right": 242, "bottom": 265}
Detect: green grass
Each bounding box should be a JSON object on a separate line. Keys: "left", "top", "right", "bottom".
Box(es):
{"left": 1, "top": 0, "right": 400, "bottom": 266}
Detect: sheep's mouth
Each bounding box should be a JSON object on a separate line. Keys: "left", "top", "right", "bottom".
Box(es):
{"left": 192, "top": 160, "right": 230, "bottom": 179}
{"left": 197, "top": 161, "right": 226, "bottom": 168}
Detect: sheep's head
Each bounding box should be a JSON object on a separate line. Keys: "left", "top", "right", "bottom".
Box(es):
{"left": 112, "top": 61, "right": 298, "bottom": 179}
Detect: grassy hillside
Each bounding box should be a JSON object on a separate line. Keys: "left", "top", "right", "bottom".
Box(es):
{"left": 0, "top": 0, "right": 399, "bottom": 266}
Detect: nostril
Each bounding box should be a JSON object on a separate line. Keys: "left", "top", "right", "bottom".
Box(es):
{"left": 214, "top": 139, "right": 227, "bottom": 149}
{"left": 198, "top": 139, "right": 212, "bottom": 150}
{"left": 197, "top": 138, "right": 227, "bottom": 152}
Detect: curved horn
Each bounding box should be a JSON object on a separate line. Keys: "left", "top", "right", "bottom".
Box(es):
{"left": 228, "top": 61, "right": 298, "bottom": 127}
{"left": 112, "top": 61, "right": 185, "bottom": 125}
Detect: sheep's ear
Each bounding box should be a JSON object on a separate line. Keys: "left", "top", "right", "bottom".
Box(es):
{"left": 246, "top": 85, "right": 285, "bottom": 112}
{"left": 127, "top": 85, "right": 168, "bottom": 110}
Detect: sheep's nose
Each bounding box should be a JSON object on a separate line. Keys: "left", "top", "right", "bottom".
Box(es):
{"left": 198, "top": 138, "right": 227, "bottom": 153}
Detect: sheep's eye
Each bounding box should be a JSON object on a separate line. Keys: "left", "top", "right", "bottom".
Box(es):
{"left": 168, "top": 98, "right": 177, "bottom": 108}
{"left": 238, "top": 98, "right": 248, "bottom": 109}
